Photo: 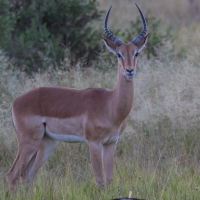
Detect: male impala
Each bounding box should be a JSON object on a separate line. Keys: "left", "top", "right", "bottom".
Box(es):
{"left": 7, "top": 4, "right": 148, "bottom": 192}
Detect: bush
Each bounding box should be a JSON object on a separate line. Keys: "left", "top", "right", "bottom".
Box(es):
{"left": 0, "top": 3, "right": 173, "bottom": 72}
{"left": 0, "top": 0, "right": 102, "bottom": 72}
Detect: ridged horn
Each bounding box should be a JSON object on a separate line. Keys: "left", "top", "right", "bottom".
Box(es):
{"left": 104, "top": 6, "right": 122, "bottom": 46}
{"left": 132, "top": 4, "right": 148, "bottom": 45}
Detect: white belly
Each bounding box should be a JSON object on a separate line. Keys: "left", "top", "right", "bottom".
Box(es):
{"left": 45, "top": 126, "right": 88, "bottom": 143}
{"left": 45, "top": 116, "right": 85, "bottom": 135}
{"left": 44, "top": 116, "right": 120, "bottom": 145}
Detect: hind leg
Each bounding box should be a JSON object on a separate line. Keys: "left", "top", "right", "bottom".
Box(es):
{"left": 21, "top": 151, "right": 37, "bottom": 182}
{"left": 7, "top": 121, "right": 45, "bottom": 192}
{"left": 22, "top": 134, "right": 56, "bottom": 182}
{"left": 7, "top": 141, "right": 40, "bottom": 192}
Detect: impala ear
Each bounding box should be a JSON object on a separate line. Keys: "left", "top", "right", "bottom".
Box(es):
{"left": 102, "top": 37, "right": 117, "bottom": 54}
{"left": 137, "top": 34, "right": 149, "bottom": 53}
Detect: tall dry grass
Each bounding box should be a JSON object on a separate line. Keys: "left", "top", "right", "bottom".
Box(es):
{"left": 97, "top": 0, "right": 200, "bottom": 27}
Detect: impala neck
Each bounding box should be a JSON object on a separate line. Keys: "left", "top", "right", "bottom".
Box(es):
{"left": 112, "top": 66, "right": 134, "bottom": 121}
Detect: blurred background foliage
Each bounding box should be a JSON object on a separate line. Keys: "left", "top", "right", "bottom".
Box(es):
{"left": 0, "top": 0, "right": 173, "bottom": 73}
{"left": 0, "top": 0, "right": 103, "bottom": 73}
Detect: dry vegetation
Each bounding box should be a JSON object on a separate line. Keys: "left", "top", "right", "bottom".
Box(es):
{"left": 1, "top": 0, "right": 200, "bottom": 199}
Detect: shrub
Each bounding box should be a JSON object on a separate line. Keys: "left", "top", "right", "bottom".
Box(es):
{"left": 0, "top": 0, "right": 102, "bottom": 72}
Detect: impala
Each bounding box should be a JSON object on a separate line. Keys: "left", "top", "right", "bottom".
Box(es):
{"left": 7, "top": 4, "right": 148, "bottom": 192}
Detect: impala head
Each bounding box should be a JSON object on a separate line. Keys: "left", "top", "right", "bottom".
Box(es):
{"left": 102, "top": 4, "right": 148, "bottom": 81}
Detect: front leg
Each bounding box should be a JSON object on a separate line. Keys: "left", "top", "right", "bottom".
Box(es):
{"left": 103, "top": 122, "right": 126, "bottom": 184}
{"left": 88, "top": 141, "right": 104, "bottom": 187}
{"left": 103, "top": 142, "right": 117, "bottom": 184}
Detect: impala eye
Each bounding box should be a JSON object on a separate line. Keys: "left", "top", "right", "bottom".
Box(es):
{"left": 135, "top": 52, "right": 139, "bottom": 57}
{"left": 117, "top": 53, "right": 122, "bottom": 58}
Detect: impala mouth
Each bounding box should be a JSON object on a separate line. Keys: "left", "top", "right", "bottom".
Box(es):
{"left": 126, "top": 75, "right": 134, "bottom": 80}
{"left": 125, "top": 70, "right": 135, "bottom": 80}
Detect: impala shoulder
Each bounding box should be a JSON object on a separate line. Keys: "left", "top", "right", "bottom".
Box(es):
{"left": 84, "top": 87, "right": 111, "bottom": 96}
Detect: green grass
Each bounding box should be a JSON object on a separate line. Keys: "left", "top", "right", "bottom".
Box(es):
{"left": 1, "top": 157, "right": 200, "bottom": 199}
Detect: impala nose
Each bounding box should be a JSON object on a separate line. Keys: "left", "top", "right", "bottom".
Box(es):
{"left": 125, "top": 69, "right": 135, "bottom": 79}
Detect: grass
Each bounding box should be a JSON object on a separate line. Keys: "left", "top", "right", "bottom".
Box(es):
{"left": 1, "top": 0, "right": 200, "bottom": 199}
{"left": 97, "top": 0, "right": 200, "bottom": 28}
{"left": 1, "top": 158, "right": 200, "bottom": 199}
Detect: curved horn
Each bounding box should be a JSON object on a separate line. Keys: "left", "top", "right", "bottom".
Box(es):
{"left": 104, "top": 6, "right": 122, "bottom": 46}
{"left": 132, "top": 4, "right": 148, "bottom": 45}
